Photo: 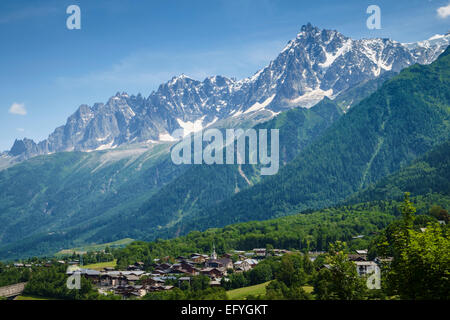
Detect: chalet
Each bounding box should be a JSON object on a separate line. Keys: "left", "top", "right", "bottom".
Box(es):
{"left": 141, "top": 277, "right": 164, "bottom": 287}
{"left": 205, "top": 258, "right": 233, "bottom": 270}
{"left": 156, "top": 263, "right": 172, "bottom": 270}
{"left": 125, "top": 274, "right": 140, "bottom": 284}
{"left": 146, "top": 284, "right": 162, "bottom": 292}
{"left": 172, "top": 263, "right": 182, "bottom": 270}
{"left": 179, "top": 263, "right": 200, "bottom": 276}
{"left": 167, "top": 268, "right": 185, "bottom": 276}
{"left": 191, "top": 255, "right": 206, "bottom": 264}
{"left": 100, "top": 274, "right": 114, "bottom": 286}
{"left": 66, "top": 268, "right": 102, "bottom": 283}
{"left": 114, "top": 285, "right": 146, "bottom": 298}
{"left": 147, "top": 284, "right": 165, "bottom": 292}
{"left": 201, "top": 267, "right": 225, "bottom": 278}
{"left": 152, "top": 269, "right": 168, "bottom": 275}
{"left": 348, "top": 254, "right": 367, "bottom": 262}
{"left": 234, "top": 260, "right": 251, "bottom": 272}
{"left": 134, "top": 285, "right": 147, "bottom": 297}
{"left": 244, "top": 259, "right": 258, "bottom": 267}
{"left": 84, "top": 269, "right": 101, "bottom": 283}
{"left": 98, "top": 271, "right": 145, "bottom": 287}
{"left": 100, "top": 273, "right": 126, "bottom": 287}
{"left": 253, "top": 248, "right": 266, "bottom": 257}
{"left": 127, "top": 262, "right": 144, "bottom": 271}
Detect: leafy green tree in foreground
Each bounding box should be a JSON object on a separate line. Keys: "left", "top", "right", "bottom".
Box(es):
{"left": 381, "top": 193, "right": 450, "bottom": 299}
{"left": 313, "top": 241, "right": 367, "bottom": 300}
{"left": 265, "top": 280, "right": 312, "bottom": 300}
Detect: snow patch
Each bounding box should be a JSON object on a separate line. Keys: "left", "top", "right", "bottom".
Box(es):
{"left": 244, "top": 94, "right": 276, "bottom": 114}
{"left": 319, "top": 39, "right": 352, "bottom": 68}
{"left": 288, "top": 89, "right": 333, "bottom": 108}
{"left": 176, "top": 116, "right": 206, "bottom": 136}
{"left": 429, "top": 34, "right": 445, "bottom": 41}
{"left": 95, "top": 141, "right": 116, "bottom": 151}
{"left": 159, "top": 133, "right": 177, "bottom": 142}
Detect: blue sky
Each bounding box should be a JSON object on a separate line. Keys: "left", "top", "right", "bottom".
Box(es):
{"left": 1, "top": 0, "right": 449, "bottom": 151}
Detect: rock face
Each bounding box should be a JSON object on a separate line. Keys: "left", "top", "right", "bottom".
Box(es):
{"left": 8, "top": 24, "right": 449, "bottom": 160}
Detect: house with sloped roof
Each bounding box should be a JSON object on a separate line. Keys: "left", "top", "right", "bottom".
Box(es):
{"left": 234, "top": 260, "right": 251, "bottom": 272}
{"left": 205, "top": 258, "right": 233, "bottom": 270}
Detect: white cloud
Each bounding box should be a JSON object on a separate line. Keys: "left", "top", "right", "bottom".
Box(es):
{"left": 0, "top": 6, "right": 57, "bottom": 24}
{"left": 16, "top": 128, "right": 25, "bottom": 132}
{"left": 437, "top": 3, "right": 450, "bottom": 18}
{"left": 9, "top": 102, "right": 27, "bottom": 116}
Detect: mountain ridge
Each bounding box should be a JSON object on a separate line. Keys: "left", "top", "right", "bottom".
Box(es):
{"left": 6, "top": 24, "right": 449, "bottom": 162}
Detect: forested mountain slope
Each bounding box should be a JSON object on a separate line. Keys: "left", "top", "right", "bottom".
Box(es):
{"left": 0, "top": 61, "right": 394, "bottom": 260}
{"left": 348, "top": 140, "right": 450, "bottom": 203}
{"left": 162, "top": 47, "right": 450, "bottom": 236}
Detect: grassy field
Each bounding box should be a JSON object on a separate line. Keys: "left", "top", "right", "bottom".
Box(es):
{"left": 56, "top": 238, "right": 134, "bottom": 256}
{"left": 83, "top": 260, "right": 117, "bottom": 271}
{"left": 227, "top": 282, "right": 314, "bottom": 300}
{"left": 226, "top": 281, "right": 271, "bottom": 300}
{"left": 14, "top": 295, "right": 53, "bottom": 300}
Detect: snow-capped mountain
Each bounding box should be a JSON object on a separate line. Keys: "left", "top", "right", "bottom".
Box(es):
{"left": 7, "top": 24, "right": 449, "bottom": 160}
{"left": 405, "top": 31, "right": 450, "bottom": 64}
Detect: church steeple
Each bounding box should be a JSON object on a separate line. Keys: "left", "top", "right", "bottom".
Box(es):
{"left": 211, "top": 244, "right": 217, "bottom": 260}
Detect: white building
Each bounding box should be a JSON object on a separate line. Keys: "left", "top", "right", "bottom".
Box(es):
{"left": 355, "top": 261, "right": 379, "bottom": 276}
